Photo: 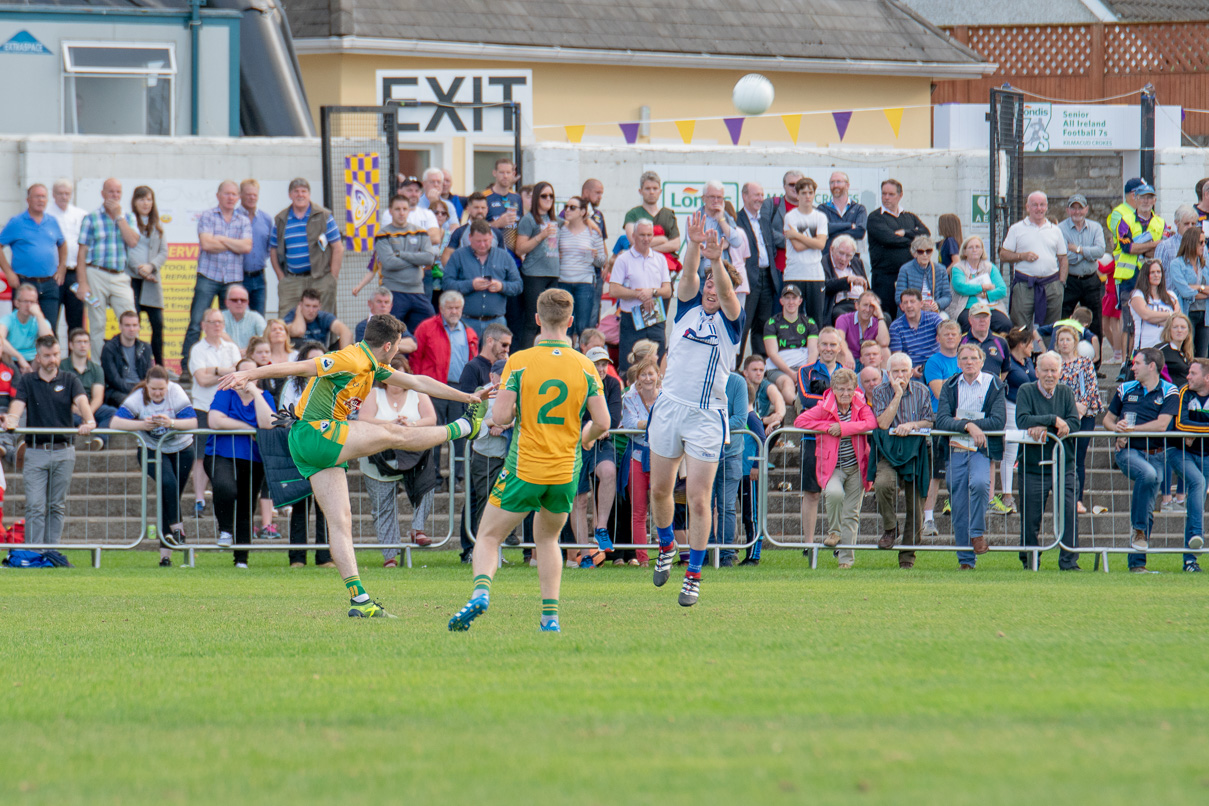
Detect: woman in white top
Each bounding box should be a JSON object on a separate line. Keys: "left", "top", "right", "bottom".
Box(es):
{"left": 357, "top": 353, "right": 440, "bottom": 566}
{"left": 110, "top": 366, "right": 198, "bottom": 566}
{"left": 556, "top": 195, "right": 606, "bottom": 343}
{"left": 782, "top": 176, "right": 828, "bottom": 327}
{"left": 1130, "top": 259, "right": 1180, "bottom": 351}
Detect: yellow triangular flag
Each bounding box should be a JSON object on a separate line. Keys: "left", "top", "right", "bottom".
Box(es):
{"left": 781, "top": 114, "right": 802, "bottom": 144}
{"left": 674, "top": 120, "right": 696, "bottom": 144}
{"left": 565, "top": 125, "right": 586, "bottom": 143}
{"left": 883, "top": 108, "right": 904, "bottom": 138}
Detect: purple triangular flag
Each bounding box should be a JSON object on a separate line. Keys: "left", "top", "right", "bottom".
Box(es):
{"left": 724, "top": 117, "right": 744, "bottom": 145}
{"left": 832, "top": 111, "right": 852, "bottom": 141}
{"left": 619, "top": 122, "right": 640, "bottom": 144}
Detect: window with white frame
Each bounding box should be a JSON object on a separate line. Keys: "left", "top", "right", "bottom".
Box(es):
{"left": 62, "top": 42, "right": 176, "bottom": 136}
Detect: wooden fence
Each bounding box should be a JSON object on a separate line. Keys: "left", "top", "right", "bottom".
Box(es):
{"left": 935, "top": 21, "right": 1209, "bottom": 136}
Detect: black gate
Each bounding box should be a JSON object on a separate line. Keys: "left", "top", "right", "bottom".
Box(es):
{"left": 988, "top": 87, "right": 1025, "bottom": 275}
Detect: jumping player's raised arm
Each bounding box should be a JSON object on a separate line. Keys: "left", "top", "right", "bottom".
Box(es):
{"left": 702, "top": 230, "right": 742, "bottom": 322}
{"left": 679, "top": 211, "right": 706, "bottom": 303}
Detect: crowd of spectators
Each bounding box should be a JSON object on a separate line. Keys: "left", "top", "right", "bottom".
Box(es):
{"left": 3, "top": 163, "right": 1209, "bottom": 575}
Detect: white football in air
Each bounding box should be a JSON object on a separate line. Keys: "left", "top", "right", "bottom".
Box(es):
{"left": 1077, "top": 341, "right": 1095, "bottom": 360}
{"left": 732, "top": 74, "right": 774, "bottom": 116}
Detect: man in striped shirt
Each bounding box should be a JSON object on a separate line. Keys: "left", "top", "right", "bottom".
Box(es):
{"left": 270, "top": 178, "right": 343, "bottom": 316}
{"left": 871, "top": 351, "right": 934, "bottom": 568}
{"left": 76, "top": 178, "right": 139, "bottom": 360}
{"left": 888, "top": 288, "right": 941, "bottom": 377}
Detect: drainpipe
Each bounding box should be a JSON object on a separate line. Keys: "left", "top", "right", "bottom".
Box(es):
{"left": 190, "top": 0, "right": 202, "bottom": 135}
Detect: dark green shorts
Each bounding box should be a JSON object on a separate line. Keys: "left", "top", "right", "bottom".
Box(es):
{"left": 288, "top": 420, "right": 349, "bottom": 479}
{"left": 488, "top": 468, "right": 577, "bottom": 514}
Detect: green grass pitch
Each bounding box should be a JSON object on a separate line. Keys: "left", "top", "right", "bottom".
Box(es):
{"left": 3, "top": 548, "right": 1208, "bottom": 805}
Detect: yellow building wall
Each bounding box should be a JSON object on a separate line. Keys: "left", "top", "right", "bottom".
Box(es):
{"left": 299, "top": 54, "right": 933, "bottom": 149}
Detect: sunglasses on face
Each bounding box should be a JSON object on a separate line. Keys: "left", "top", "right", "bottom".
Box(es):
{"left": 565, "top": 204, "right": 581, "bottom": 211}
{"left": 229, "top": 298, "right": 248, "bottom": 303}
{"left": 435, "top": 210, "right": 449, "bottom": 217}
{"left": 539, "top": 193, "right": 554, "bottom": 199}
{"left": 916, "top": 249, "right": 934, "bottom": 255}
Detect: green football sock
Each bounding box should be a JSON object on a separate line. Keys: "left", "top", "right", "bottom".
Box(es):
{"left": 344, "top": 575, "right": 368, "bottom": 601}
{"left": 471, "top": 574, "right": 492, "bottom": 602}
{"left": 541, "top": 599, "right": 558, "bottom": 618}
{"left": 445, "top": 419, "right": 471, "bottom": 440}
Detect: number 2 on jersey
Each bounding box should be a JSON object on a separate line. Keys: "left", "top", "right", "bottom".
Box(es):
{"left": 536, "top": 379, "right": 569, "bottom": 424}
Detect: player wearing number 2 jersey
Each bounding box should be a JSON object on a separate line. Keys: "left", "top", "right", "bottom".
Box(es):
{"left": 450, "top": 288, "right": 611, "bottom": 633}
{"left": 648, "top": 212, "right": 745, "bottom": 608}
{"left": 219, "top": 314, "right": 489, "bottom": 619}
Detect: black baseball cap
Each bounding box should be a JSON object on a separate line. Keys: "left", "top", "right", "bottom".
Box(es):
{"left": 781, "top": 283, "right": 803, "bottom": 298}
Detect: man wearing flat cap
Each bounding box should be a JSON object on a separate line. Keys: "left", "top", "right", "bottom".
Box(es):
{"left": 1059, "top": 194, "right": 1107, "bottom": 347}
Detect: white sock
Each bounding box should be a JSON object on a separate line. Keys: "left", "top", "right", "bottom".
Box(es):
{"left": 352, "top": 593, "right": 370, "bottom": 603}
{"left": 924, "top": 509, "right": 934, "bottom": 521}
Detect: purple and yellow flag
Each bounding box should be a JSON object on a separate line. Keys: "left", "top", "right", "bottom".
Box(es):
{"left": 343, "top": 153, "right": 380, "bottom": 252}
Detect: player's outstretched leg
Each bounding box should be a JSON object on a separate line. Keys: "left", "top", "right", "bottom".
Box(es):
{"left": 309, "top": 466, "right": 397, "bottom": 618}
{"left": 337, "top": 399, "right": 488, "bottom": 469}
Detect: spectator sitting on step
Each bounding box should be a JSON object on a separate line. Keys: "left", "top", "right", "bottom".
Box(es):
{"left": 65, "top": 326, "right": 114, "bottom": 448}
{"left": 220, "top": 283, "right": 265, "bottom": 351}
{"left": 101, "top": 309, "right": 153, "bottom": 408}
{"left": 0, "top": 283, "right": 53, "bottom": 374}
{"left": 284, "top": 287, "right": 351, "bottom": 350}
{"left": 354, "top": 286, "right": 417, "bottom": 351}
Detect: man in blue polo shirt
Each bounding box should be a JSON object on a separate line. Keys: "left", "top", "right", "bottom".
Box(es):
{"left": 239, "top": 179, "right": 273, "bottom": 316}
{"left": 269, "top": 177, "right": 343, "bottom": 315}
{"left": 0, "top": 184, "right": 66, "bottom": 325}
{"left": 889, "top": 288, "right": 941, "bottom": 377}
{"left": 1102, "top": 347, "right": 1179, "bottom": 573}
{"left": 959, "top": 303, "right": 1009, "bottom": 377}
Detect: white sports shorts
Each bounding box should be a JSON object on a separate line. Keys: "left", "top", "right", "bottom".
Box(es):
{"left": 647, "top": 396, "right": 728, "bottom": 463}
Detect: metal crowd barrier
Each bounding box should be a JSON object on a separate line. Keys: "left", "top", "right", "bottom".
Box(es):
{"left": 8, "top": 424, "right": 1206, "bottom": 575}
{"left": 460, "top": 428, "right": 761, "bottom": 569}
{"left": 1060, "top": 430, "right": 1208, "bottom": 573}
{"left": 160, "top": 428, "right": 461, "bottom": 569}
{"left": 0, "top": 427, "right": 148, "bottom": 568}
{"left": 758, "top": 427, "right": 1067, "bottom": 570}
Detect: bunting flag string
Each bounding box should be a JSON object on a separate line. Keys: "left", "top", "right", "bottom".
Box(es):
{"left": 883, "top": 107, "right": 904, "bottom": 138}
{"left": 780, "top": 114, "right": 801, "bottom": 144}
{"left": 832, "top": 111, "right": 852, "bottom": 141}
{"left": 674, "top": 119, "right": 696, "bottom": 144}
{"left": 723, "top": 117, "right": 744, "bottom": 145}
{"left": 534, "top": 104, "right": 928, "bottom": 145}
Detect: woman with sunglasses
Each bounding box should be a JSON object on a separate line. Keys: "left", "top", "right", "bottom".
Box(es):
{"left": 894, "top": 235, "right": 951, "bottom": 319}
{"left": 556, "top": 196, "right": 606, "bottom": 341}
{"left": 515, "top": 181, "right": 561, "bottom": 348}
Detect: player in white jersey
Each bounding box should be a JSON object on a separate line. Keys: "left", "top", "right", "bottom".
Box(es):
{"left": 648, "top": 213, "right": 745, "bottom": 606}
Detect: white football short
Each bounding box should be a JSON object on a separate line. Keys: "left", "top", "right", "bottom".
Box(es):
{"left": 647, "top": 396, "right": 728, "bottom": 463}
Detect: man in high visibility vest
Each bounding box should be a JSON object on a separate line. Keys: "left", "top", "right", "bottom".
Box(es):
{"left": 1107, "top": 178, "right": 1164, "bottom": 376}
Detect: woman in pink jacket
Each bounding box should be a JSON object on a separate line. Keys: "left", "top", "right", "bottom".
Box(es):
{"left": 794, "top": 368, "right": 876, "bottom": 568}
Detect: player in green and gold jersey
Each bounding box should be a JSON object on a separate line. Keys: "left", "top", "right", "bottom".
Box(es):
{"left": 449, "top": 288, "right": 611, "bottom": 633}
{"left": 220, "top": 314, "right": 491, "bottom": 618}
